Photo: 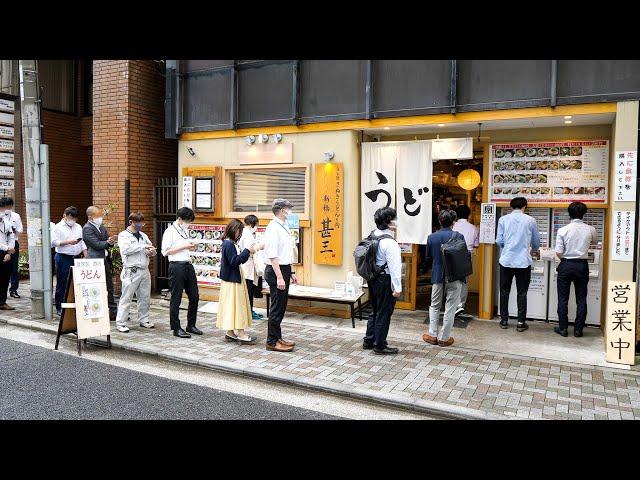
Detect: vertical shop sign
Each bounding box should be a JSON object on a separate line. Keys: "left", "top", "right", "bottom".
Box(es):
{"left": 614, "top": 151, "right": 637, "bottom": 202}
{"left": 605, "top": 281, "right": 636, "bottom": 365}
{"left": 0, "top": 97, "right": 16, "bottom": 196}
{"left": 314, "top": 162, "right": 343, "bottom": 265}
{"left": 479, "top": 203, "right": 496, "bottom": 244}
{"left": 613, "top": 210, "right": 635, "bottom": 262}
{"left": 182, "top": 176, "right": 193, "bottom": 208}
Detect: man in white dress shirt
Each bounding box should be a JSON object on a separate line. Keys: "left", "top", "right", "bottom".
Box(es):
{"left": 554, "top": 201, "right": 597, "bottom": 338}
{"left": 0, "top": 200, "right": 16, "bottom": 310}
{"left": 362, "top": 207, "right": 403, "bottom": 355}
{"left": 51, "top": 206, "right": 88, "bottom": 315}
{"left": 263, "top": 199, "right": 298, "bottom": 352}
{"left": 0, "top": 198, "right": 23, "bottom": 299}
{"left": 452, "top": 204, "right": 479, "bottom": 316}
{"left": 161, "top": 206, "right": 202, "bottom": 338}
{"left": 115, "top": 212, "right": 157, "bottom": 333}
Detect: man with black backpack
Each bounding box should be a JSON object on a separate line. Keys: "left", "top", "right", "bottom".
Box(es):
{"left": 422, "top": 210, "right": 467, "bottom": 347}
{"left": 357, "top": 207, "right": 402, "bottom": 355}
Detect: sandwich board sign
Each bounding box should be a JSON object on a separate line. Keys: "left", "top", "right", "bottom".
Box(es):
{"left": 55, "top": 259, "right": 111, "bottom": 355}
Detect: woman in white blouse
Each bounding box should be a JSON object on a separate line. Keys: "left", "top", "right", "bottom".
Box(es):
{"left": 239, "top": 215, "right": 264, "bottom": 320}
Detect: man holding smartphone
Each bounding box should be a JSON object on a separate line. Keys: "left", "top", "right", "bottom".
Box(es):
{"left": 51, "top": 206, "right": 88, "bottom": 316}
{"left": 83, "top": 206, "right": 119, "bottom": 321}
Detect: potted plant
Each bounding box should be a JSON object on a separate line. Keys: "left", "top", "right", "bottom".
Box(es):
{"left": 102, "top": 203, "right": 123, "bottom": 296}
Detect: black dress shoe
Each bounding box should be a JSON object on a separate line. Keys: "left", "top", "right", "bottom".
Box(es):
{"left": 516, "top": 322, "right": 529, "bottom": 332}
{"left": 362, "top": 342, "right": 374, "bottom": 350}
{"left": 186, "top": 326, "right": 203, "bottom": 335}
{"left": 373, "top": 346, "right": 399, "bottom": 355}
{"left": 9, "top": 291, "right": 20, "bottom": 299}
{"left": 173, "top": 329, "right": 191, "bottom": 338}
{"left": 499, "top": 319, "right": 509, "bottom": 329}
{"left": 574, "top": 330, "right": 583, "bottom": 338}
{"left": 554, "top": 326, "right": 568, "bottom": 337}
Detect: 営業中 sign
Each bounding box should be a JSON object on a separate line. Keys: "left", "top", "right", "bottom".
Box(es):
{"left": 605, "top": 281, "right": 636, "bottom": 365}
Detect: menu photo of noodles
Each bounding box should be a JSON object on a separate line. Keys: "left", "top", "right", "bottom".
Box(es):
{"left": 490, "top": 140, "right": 608, "bottom": 203}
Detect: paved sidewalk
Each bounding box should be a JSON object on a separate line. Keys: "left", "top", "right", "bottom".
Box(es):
{"left": 3, "top": 287, "right": 640, "bottom": 420}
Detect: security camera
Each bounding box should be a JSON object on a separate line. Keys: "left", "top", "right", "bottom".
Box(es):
{"left": 187, "top": 147, "right": 195, "bottom": 156}
{"left": 323, "top": 151, "right": 335, "bottom": 162}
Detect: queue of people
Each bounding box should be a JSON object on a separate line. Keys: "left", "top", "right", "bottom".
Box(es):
{"left": 38, "top": 194, "right": 595, "bottom": 357}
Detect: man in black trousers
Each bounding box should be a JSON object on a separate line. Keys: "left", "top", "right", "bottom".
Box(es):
{"left": 82, "top": 206, "right": 119, "bottom": 321}
{"left": 553, "top": 201, "right": 596, "bottom": 338}
{"left": 161, "top": 206, "right": 202, "bottom": 338}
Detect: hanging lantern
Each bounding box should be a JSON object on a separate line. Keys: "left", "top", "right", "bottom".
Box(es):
{"left": 457, "top": 168, "right": 481, "bottom": 190}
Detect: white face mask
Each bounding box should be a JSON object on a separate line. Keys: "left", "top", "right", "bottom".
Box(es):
{"left": 4, "top": 209, "right": 11, "bottom": 216}
{"left": 65, "top": 218, "right": 76, "bottom": 227}
{"left": 92, "top": 216, "right": 103, "bottom": 226}
{"left": 283, "top": 209, "right": 293, "bottom": 220}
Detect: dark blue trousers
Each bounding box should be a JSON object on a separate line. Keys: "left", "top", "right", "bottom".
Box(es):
{"left": 556, "top": 258, "right": 589, "bottom": 332}
{"left": 54, "top": 253, "right": 75, "bottom": 309}
{"left": 9, "top": 241, "right": 19, "bottom": 292}
{"left": 364, "top": 274, "right": 397, "bottom": 349}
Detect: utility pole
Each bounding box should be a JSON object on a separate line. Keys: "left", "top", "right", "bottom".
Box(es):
{"left": 18, "top": 60, "right": 52, "bottom": 320}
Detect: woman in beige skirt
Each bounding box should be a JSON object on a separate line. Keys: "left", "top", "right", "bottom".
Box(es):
{"left": 216, "top": 219, "right": 263, "bottom": 344}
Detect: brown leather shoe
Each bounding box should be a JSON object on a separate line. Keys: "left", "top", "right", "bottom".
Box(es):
{"left": 266, "top": 340, "right": 294, "bottom": 352}
{"left": 422, "top": 333, "right": 438, "bottom": 345}
{"left": 438, "top": 337, "right": 455, "bottom": 347}
{"left": 0, "top": 304, "right": 15, "bottom": 311}
{"left": 279, "top": 338, "right": 296, "bottom": 347}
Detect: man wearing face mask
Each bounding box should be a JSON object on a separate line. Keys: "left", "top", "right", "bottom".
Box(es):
{"left": 263, "top": 199, "right": 298, "bottom": 352}
{"left": 363, "top": 207, "right": 402, "bottom": 355}
{"left": 0, "top": 199, "right": 17, "bottom": 311}
{"left": 0, "top": 198, "right": 23, "bottom": 299}
{"left": 51, "top": 206, "right": 88, "bottom": 316}
{"left": 114, "top": 212, "right": 156, "bottom": 333}
{"left": 161, "top": 206, "right": 201, "bottom": 338}
{"left": 83, "top": 206, "right": 119, "bottom": 321}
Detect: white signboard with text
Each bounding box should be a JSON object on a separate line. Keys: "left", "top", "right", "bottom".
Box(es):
{"left": 72, "top": 259, "right": 111, "bottom": 340}
{"left": 612, "top": 211, "right": 635, "bottom": 262}
{"left": 614, "top": 151, "right": 637, "bottom": 202}
{"left": 479, "top": 203, "right": 496, "bottom": 244}
{"left": 182, "top": 176, "right": 193, "bottom": 208}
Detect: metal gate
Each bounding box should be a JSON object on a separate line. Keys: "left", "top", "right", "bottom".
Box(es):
{"left": 153, "top": 177, "right": 178, "bottom": 291}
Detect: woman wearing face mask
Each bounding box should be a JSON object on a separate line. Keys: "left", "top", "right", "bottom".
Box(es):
{"left": 114, "top": 212, "right": 157, "bottom": 333}
{"left": 217, "top": 219, "right": 260, "bottom": 345}
{"left": 239, "top": 214, "right": 265, "bottom": 320}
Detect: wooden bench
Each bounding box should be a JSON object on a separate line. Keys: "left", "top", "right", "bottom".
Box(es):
{"left": 262, "top": 285, "right": 369, "bottom": 328}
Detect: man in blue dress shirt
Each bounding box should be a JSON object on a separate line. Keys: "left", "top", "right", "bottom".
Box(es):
{"left": 496, "top": 197, "right": 540, "bottom": 332}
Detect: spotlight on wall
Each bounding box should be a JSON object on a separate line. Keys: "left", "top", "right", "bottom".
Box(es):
{"left": 324, "top": 151, "right": 335, "bottom": 162}
{"left": 258, "top": 133, "right": 269, "bottom": 144}
{"left": 246, "top": 135, "right": 256, "bottom": 145}
{"left": 187, "top": 147, "right": 196, "bottom": 157}
{"left": 273, "top": 133, "right": 283, "bottom": 143}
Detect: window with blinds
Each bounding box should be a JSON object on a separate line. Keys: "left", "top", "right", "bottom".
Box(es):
{"left": 232, "top": 169, "right": 306, "bottom": 214}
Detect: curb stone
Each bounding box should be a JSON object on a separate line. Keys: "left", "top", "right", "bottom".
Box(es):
{"left": 0, "top": 315, "right": 520, "bottom": 420}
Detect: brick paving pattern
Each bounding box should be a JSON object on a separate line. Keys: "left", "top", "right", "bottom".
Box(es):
{"left": 3, "top": 291, "right": 640, "bottom": 420}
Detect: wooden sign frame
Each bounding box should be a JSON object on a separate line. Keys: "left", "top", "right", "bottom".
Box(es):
{"left": 54, "top": 266, "right": 112, "bottom": 356}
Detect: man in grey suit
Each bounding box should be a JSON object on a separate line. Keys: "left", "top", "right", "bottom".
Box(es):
{"left": 82, "top": 205, "right": 118, "bottom": 320}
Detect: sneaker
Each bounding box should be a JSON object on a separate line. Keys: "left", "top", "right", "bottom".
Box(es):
{"left": 455, "top": 306, "right": 464, "bottom": 316}
{"left": 251, "top": 311, "right": 262, "bottom": 320}
{"left": 139, "top": 321, "right": 155, "bottom": 329}
{"left": 499, "top": 319, "right": 508, "bottom": 329}
{"left": 116, "top": 325, "right": 130, "bottom": 333}
{"left": 516, "top": 322, "right": 529, "bottom": 332}
{"left": 9, "top": 291, "right": 20, "bottom": 299}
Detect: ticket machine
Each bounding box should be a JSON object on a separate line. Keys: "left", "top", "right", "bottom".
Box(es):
{"left": 547, "top": 208, "right": 605, "bottom": 326}
{"left": 495, "top": 207, "right": 551, "bottom": 320}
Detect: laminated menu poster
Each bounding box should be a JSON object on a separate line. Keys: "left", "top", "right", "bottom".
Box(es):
{"left": 188, "top": 223, "right": 301, "bottom": 285}
{"left": 489, "top": 140, "right": 609, "bottom": 204}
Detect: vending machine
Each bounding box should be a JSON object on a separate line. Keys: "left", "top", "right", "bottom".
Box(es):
{"left": 495, "top": 207, "right": 551, "bottom": 320}
{"left": 547, "top": 208, "right": 605, "bottom": 326}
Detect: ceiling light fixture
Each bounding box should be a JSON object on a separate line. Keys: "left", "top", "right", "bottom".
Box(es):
{"left": 273, "top": 133, "right": 283, "bottom": 143}
{"left": 438, "top": 123, "right": 445, "bottom": 127}
{"left": 246, "top": 135, "right": 256, "bottom": 145}
{"left": 564, "top": 116, "right": 572, "bottom": 120}
{"left": 258, "top": 133, "right": 269, "bottom": 144}
{"left": 383, "top": 127, "right": 390, "bottom": 130}
{"left": 564, "top": 120, "right": 573, "bottom": 124}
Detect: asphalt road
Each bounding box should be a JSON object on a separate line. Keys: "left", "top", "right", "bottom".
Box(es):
{"left": 0, "top": 337, "right": 337, "bottom": 420}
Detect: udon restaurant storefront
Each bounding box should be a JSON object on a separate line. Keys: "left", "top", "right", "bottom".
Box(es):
{"left": 177, "top": 101, "right": 639, "bottom": 367}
